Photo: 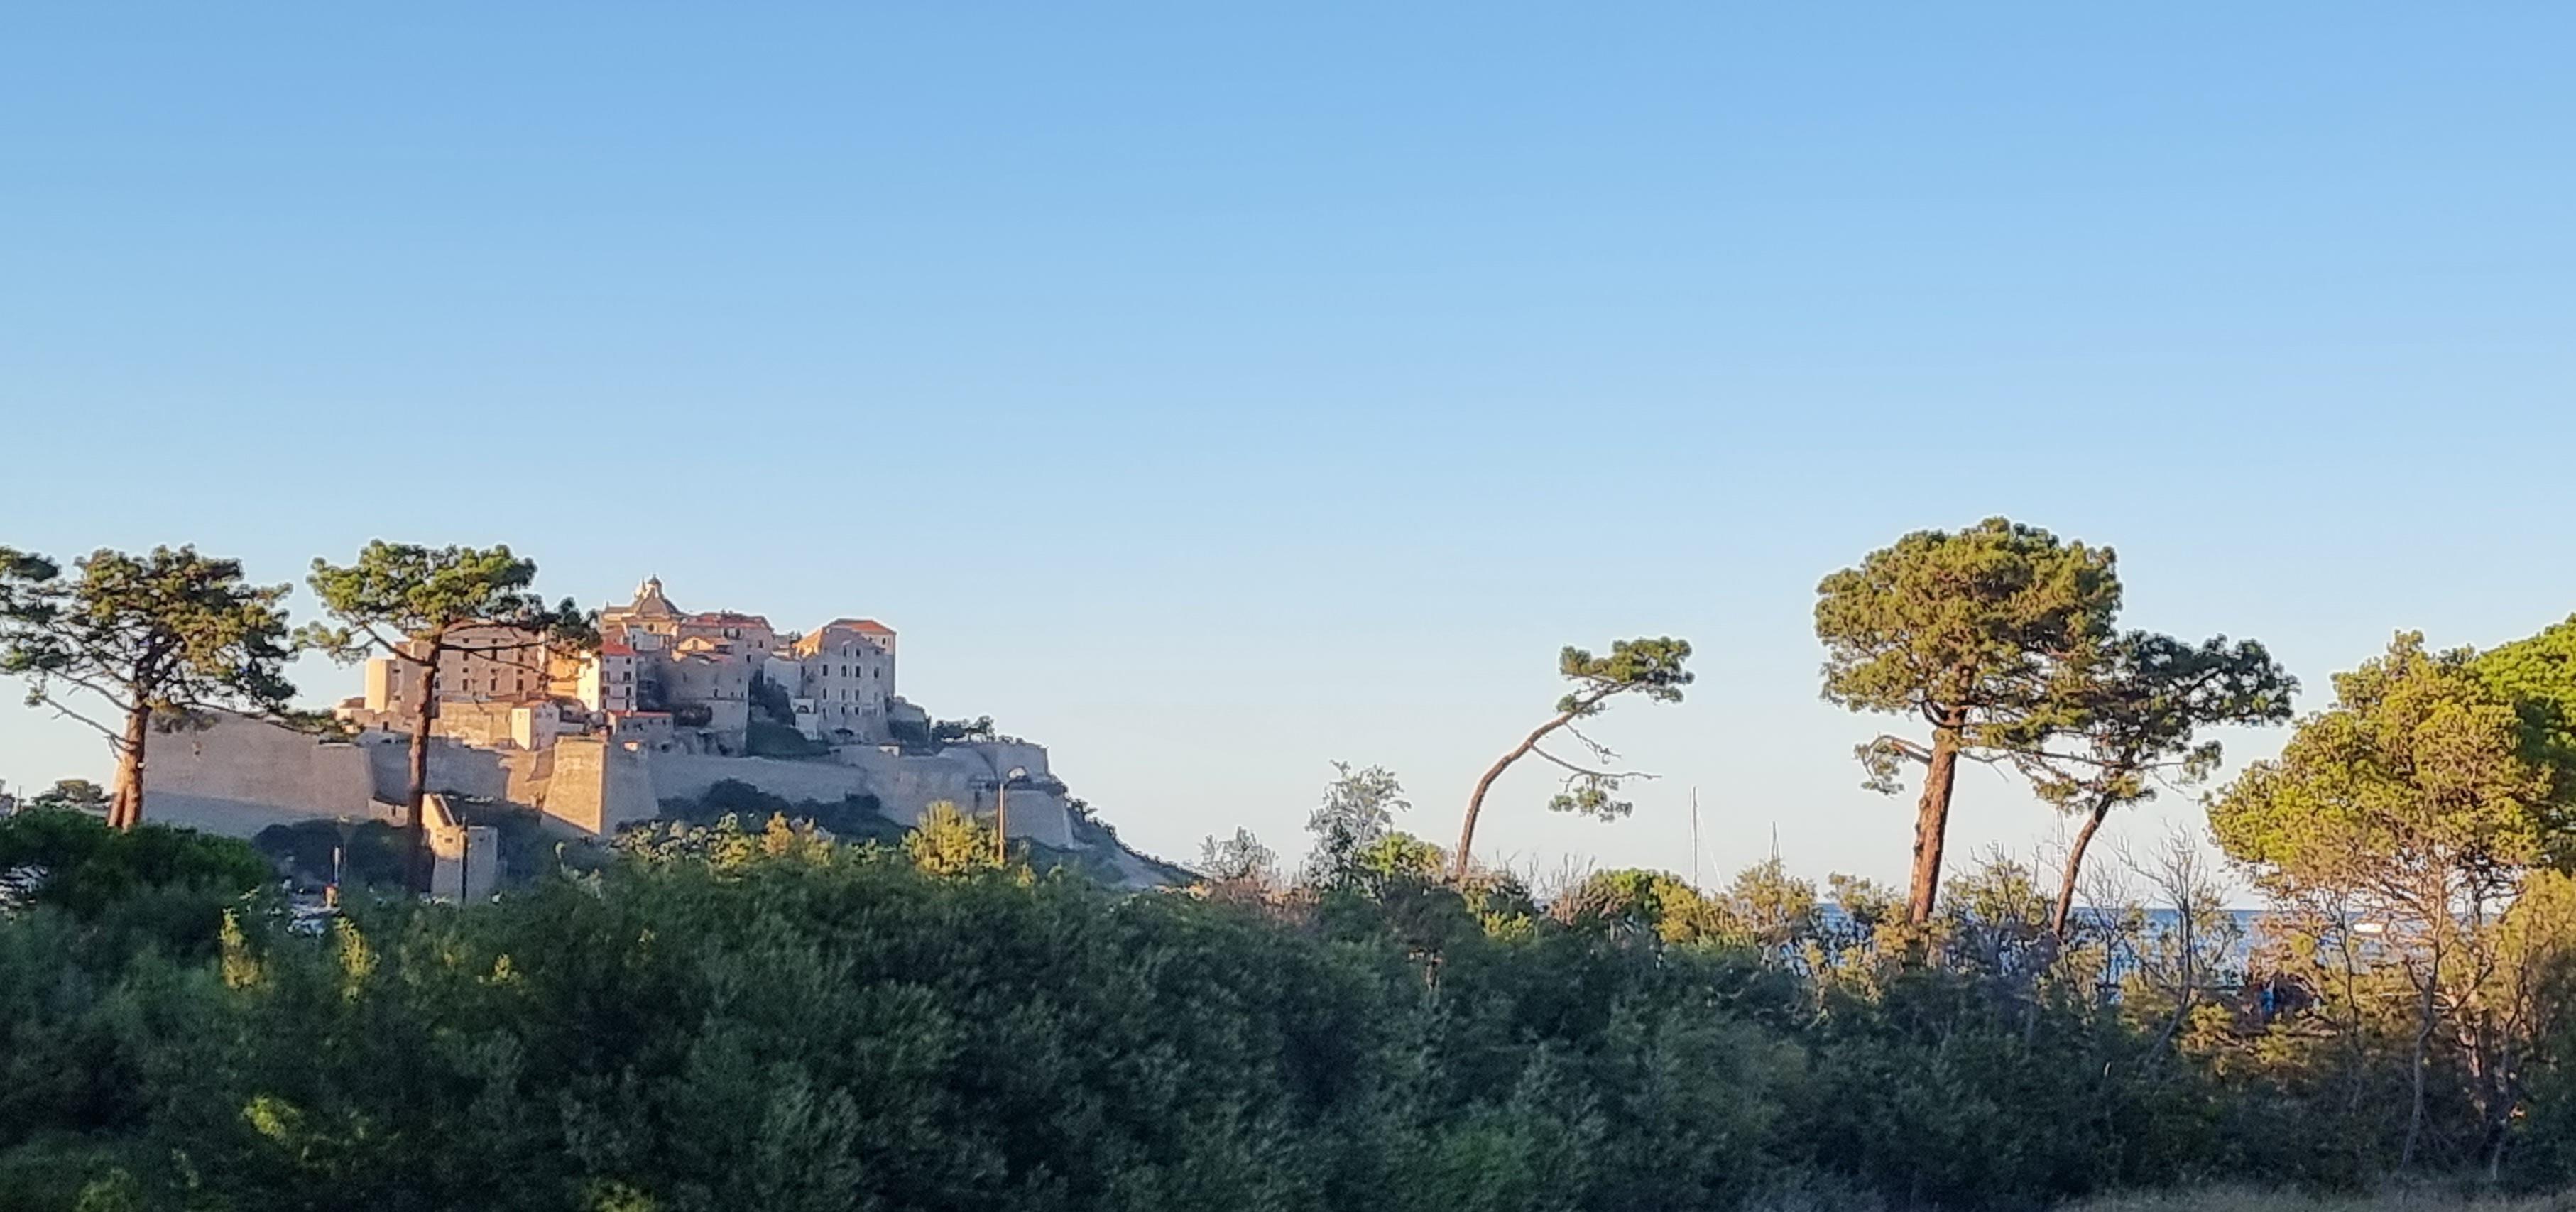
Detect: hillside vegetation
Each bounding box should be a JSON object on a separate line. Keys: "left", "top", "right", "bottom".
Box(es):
{"left": 8, "top": 803, "right": 2576, "bottom": 1211}
{"left": 16, "top": 523, "right": 2576, "bottom": 1208}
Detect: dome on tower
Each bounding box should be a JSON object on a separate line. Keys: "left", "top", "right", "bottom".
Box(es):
{"left": 626, "top": 575, "right": 680, "bottom": 617}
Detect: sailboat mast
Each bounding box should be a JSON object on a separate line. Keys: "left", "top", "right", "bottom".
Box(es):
{"left": 1690, "top": 787, "right": 1701, "bottom": 888}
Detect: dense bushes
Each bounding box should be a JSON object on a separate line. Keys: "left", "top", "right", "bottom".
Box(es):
{"left": 746, "top": 720, "right": 831, "bottom": 758}
{"left": 0, "top": 821, "right": 2229, "bottom": 1209}
{"left": 252, "top": 819, "right": 410, "bottom": 889}
{"left": 0, "top": 808, "right": 266, "bottom": 948}
{"left": 13, "top": 804, "right": 2576, "bottom": 1210}
{"left": 657, "top": 777, "right": 898, "bottom": 844}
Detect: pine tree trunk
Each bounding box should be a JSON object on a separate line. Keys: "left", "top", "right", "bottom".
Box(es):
{"left": 2477, "top": 1022, "right": 2511, "bottom": 1182}
{"left": 2459, "top": 992, "right": 2513, "bottom": 1181}
{"left": 406, "top": 638, "right": 442, "bottom": 892}
{"left": 2486, "top": 1083, "right": 2511, "bottom": 1181}
{"left": 2051, "top": 799, "right": 2112, "bottom": 937}
{"left": 2401, "top": 970, "right": 2436, "bottom": 1172}
{"left": 1453, "top": 711, "right": 1573, "bottom": 882}
{"left": 1906, "top": 724, "right": 1963, "bottom": 924}
{"left": 107, "top": 704, "right": 151, "bottom": 831}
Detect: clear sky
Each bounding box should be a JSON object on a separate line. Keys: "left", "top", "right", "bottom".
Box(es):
{"left": 4, "top": 4, "right": 2572, "bottom": 893}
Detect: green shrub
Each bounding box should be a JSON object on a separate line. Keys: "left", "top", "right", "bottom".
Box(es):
{"left": 746, "top": 720, "right": 830, "bottom": 758}
{"left": 0, "top": 809, "right": 264, "bottom": 937}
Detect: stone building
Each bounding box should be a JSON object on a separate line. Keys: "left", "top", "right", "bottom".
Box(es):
{"left": 360, "top": 623, "right": 553, "bottom": 716}
{"left": 333, "top": 577, "right": 910, "bottom": 758}
{"left": 590, "top": 578, "right": 902, "bottom": 751}
{"left": 139, "top": 577, "right": 1186, "bottom": 888}
{"left": 787, "top": 618, "right": 897, "bottom": 741}
{"left": 577, "top": 641, "right": 640, "bottom": 714}
{"left": 422, "top": 793, "right": 501, "bottom": 902}
{"left": 588, "top": 577, "right": 782, "bottom": 753}
{"left": 342, "top": 623, "right": 577, "bottom": 750}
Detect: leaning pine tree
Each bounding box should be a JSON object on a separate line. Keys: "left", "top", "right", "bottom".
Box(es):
{"left": 0, "top": 545, "right": 301, "bottom": 830}
{"left": 1453, "top": 637, "right": 1691, "bottom": 881}
{"left": 2011, "top": 630, "right": 2294, "bottom": 937}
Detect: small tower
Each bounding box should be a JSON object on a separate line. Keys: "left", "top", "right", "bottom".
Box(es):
{"left": 624, "top": 576, "right": 680, "bottom": 617}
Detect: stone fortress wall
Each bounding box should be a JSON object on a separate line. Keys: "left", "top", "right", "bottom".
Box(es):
{"left": 143, "top": 577, "right": 1096, "bottom": 868}
{"left": 141, "top": 715, "right": 377, "bottom": 817}
{"left": 144, "top": 714, "right": 1074, "bottom": 850}
{"left": 643, "top": 741, "right": 1072, "bottom": 846}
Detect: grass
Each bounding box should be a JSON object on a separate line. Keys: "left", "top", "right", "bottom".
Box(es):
{"left": 2065, "top": 1186, "right": 2576, "bottom": 1212}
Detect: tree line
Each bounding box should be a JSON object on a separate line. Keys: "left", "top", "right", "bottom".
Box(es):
{"left": 13, "top": 516, "right": 2576, "bottom": 1207}
{"left": 1202, "top": 517, "right": 2576, "bottom": 1194}
{"left": 1341, "top": 517, "right": 2297, "bottom": 948}
{"left": 13, "top": 753, "right": 2576, "bottom": 1209}
{"left": 0, "top": 540, "right": 591, "bottom": 882}
{"left": 0, "top": 518, "right": 2278, "bottom": 923}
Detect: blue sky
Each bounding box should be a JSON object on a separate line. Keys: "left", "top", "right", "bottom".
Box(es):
{"left": 4, "top": 4, "right": 2572, "bottom": 891}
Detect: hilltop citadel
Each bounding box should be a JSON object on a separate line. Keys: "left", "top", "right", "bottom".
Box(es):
{"left": 339, "top": 577, "right": 924, "bottom": 757}
{"left": 136, "top": 578, "right": 1162, "bottom": 887}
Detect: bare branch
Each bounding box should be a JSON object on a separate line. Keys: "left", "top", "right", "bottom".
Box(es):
{"left": 359, "top": 623, "right": 420, "bottom": 662}
{"left": 30, "top": 667, "right": 136, "bottom": 714}
{"left": 1529, "top": 746, "right": 1658, "bottom": 782}
{"left": 1559, "top": 722, "right": 1622, "bottom": 764}
{"left": 37, "top": 693, "right": 125, "bottom": 746}
{"left": 1870, "top": 733, "right": 1933, "bottom": 764}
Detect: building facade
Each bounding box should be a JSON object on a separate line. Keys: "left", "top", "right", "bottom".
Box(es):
{"left": 595, "top": 578, "right": 902, "bottom": 751}
{"left": 788, "top": 619, "right": 897, "bottom": 741}
{"left": 336, "top": 576, "right": 907, "bottom": 758}
{"left": 361, "top": 623, "right": 555, "bottom": 716}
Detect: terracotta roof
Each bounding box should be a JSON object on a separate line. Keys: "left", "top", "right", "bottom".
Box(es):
{"left": 821, "top": 618, "right": 896, "bottom": 635}
{"left": 598, "top": 642, "right": 635, "bottom": 657}
{"left": 689, "top": 611, "right": 772, "bottom": 626}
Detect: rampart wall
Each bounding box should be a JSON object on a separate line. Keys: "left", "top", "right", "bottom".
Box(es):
{"left": 142, "top": 715, "right": 373, "bottom": 817}
{"left": 140, "top": 714, "right": 1076, "bottom": 851}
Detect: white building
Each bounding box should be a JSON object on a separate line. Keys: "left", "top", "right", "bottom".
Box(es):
{"left": 577, "top": 641, "right": 640, "bottom": 714}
